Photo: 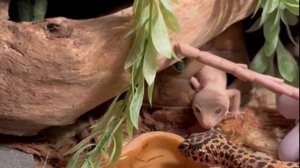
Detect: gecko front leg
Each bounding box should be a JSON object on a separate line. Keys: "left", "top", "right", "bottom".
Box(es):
{"left": 190, "top": 68, "right": 207, "bottom": 92}
{"left": 225, "top": 88, "right": 242, "bottom": 118}
{"left": 190, "top": 76, "right": 201, "bottom": 91}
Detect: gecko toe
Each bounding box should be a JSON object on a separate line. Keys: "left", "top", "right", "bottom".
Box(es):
{"left": 227, "top": 111, "right": 243, "bottom": 119}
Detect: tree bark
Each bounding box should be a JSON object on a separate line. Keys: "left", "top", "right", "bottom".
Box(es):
{"left": 0, "top": 0, "right": 256, "bottom": 135}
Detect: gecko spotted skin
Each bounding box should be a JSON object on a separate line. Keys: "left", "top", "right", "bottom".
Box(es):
{"left": 178, "top": 130, "right": 299, "bottom": 168}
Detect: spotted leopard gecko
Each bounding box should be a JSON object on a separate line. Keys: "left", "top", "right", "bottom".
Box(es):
{"left": 178, "top": 130, "right": 299, "bottom": 168}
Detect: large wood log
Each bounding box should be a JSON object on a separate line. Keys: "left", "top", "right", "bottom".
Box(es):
{"left": 0, "top": 0, "right": 256, "bottom": 135}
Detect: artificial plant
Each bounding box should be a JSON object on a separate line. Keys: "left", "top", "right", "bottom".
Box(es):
{"left": 66, "top": 0, "right": 180, "bottom": 167}
{"left": 17, "top": 0, "right": 48, "bottom": 21}
{"left": 249, "top": 0, "right": 299, "bottom": 86}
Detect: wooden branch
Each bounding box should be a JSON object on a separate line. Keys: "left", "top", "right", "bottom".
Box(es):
{"left": 174, "top": 43, "right": 299, "bottom": 99}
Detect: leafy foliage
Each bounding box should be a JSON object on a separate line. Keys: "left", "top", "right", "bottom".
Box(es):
{"left": 66, "top": 0, "right": 179, "bottom": 167}
{"left": 249, "top": 0, "right": 299, "bottom": 86}
{"left": 17, "top": 0, "right": 47, "bottom": 21}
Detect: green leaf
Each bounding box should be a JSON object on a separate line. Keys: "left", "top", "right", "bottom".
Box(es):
{"left": 160, "top": 0, "right": 173, "bottom": 11}
{"left": 259, "top": 0, "right": 278, "bottom": 26}
{"left": 263, "top": 9, "right": 280, "bottom": 42}
{"left": 126, "top": 113, "right": 134, "bottom": 138}
{"left": 133, "top": 0, "right": 140, "bottom": 14}
{"left": 33, "top": 0, "right": 47, "bottom": 20}
{"left": 159, "top": 0, "right": 180, "bottom": 32}
{"left": 65, "top": 130, "right": 99, "bottom": 155}
{"left": 125, "top": 22, "right": 149, "bottom": 69}
{"left": 251, "top": 0, "right": 262, "bottom": 18}
{"left": 284, "top": 1, "right": 299, "bottom": 16}
{"left": 125, "top": 1, "right": 151, "bottom": 68}
{"left": 124, "top": 2, "right": 150, "bottom": 39}
{"left": 268, "top": 1, "right": 280, "bottom": 13}
{"left": 282, "top": 9, "right": 299, "bottom": 25}
{"left": 263, "top": 36, "right": 279, "bottom": 57}
{"left": 292, "top": 73, "right": 299, "bottom": 86}
{"left": 108, "top": 137, "right": 117, "bottom": 163}
{"left": 134, "top": 0, "right": 150, "bottom": 27}
{"left": 143, "top": 40, "right": 157, "bottom": 85}
{"left": 260, "top": 0, "right": 267, "bottom": 8}
{"left": 285, "top": 0, "right": 299, "bottom": 4}
{"left": 259, "top": 8, "right": 268, "bottom": 26}
{"left": 285, "top": 24, "right": 297, "bottom": 45}
{"left": 66, "top": 143, "right": 95, "bottom": 168}
{"left": 91, "top": 99, "right": 123, "bottom": 132}
{"left": 285, "top": 26, "right": 297, "bottom": 45}
{"left": 131, "top": 68, "right": 136, "bottom": 93}
{"left": 81, "top": 158, "right": 95, "bottom": 168}
{"left": 250, "top": 47, "right": 271, "bottom": 73}
{"left": 87, "top": 115, "right": 124, "bottom": 167}
{"left": 276, "top": 40, "right": 299, "bottom": 83}
{"left": 17, "top": 0, "right": 33, "bottom": 21}
{"left": 110, "top": 129, "right": 123, "bottom": 163}
{"left": 281, "top": 10, "right": 298, "bottom": 45}
{"left": 129, "top": 80, "right": 144, "bottom": 128}
{"left": 133, "top": 61, "right": 144, "bottom": 87}
{"left": 246, "top": 17, "right": 262, "bottom": 32}
{"left": 147, "top": 82, "right": 154, "bottom": 105}
{"left": 266, "top": 56, "right": 275, "bottom": 76}
{"left": 151, "top": 1, "right": 172, "bottom": 58}
{"left": 170, "top": 0, "right": 179, "bottom": 3}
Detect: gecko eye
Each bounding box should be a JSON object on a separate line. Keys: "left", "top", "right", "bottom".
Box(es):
{"left": 214, "top": 108, "right": 222, "bottom": 114}
{"left": 173, "top": 61, "right": 186, "bottom": 73}
{"left": 195, "top": 106, "right": 202, "bottom": 113}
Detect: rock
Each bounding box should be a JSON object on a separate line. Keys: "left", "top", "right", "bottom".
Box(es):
{"left": 0, "top": 146, "right": 34, "bottom": 168}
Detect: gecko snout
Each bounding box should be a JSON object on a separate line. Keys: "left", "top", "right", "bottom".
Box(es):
{"left": 201, "top": 123, "right": 214, "bottom": 129}
{"left": 199, "top": 119, "right": 216, "bottom": 129}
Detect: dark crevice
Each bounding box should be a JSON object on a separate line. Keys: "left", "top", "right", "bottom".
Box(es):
{"left": 9, "top": 0, "right": 134, "bottom": 22}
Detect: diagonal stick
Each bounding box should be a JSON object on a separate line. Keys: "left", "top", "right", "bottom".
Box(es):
{"left": 174, "top": 43, "right": 299, "bottom": 100}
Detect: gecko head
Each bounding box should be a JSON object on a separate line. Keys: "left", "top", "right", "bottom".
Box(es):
{"left": 192, "top": 88, "right": 230, "bottom": 129}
